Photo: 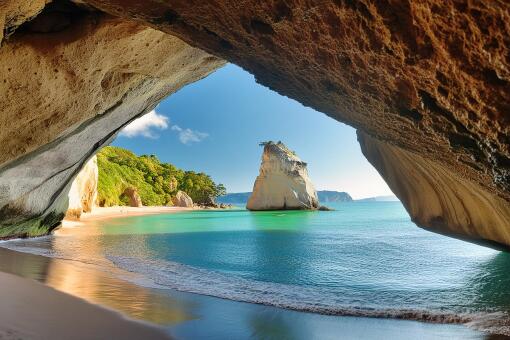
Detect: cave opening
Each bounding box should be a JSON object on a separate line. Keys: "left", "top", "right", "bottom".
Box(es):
{"left": 107, "top": 63, "right": 395, "bottom": 206}
{"left": 1, "top": 1, "right": 510, "bottom": 338}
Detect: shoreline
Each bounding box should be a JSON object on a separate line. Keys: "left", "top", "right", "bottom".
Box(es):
{"left": 0, "top": 247, "right": 489, "bottom": 340}
{"left": 0, "top": 205, "right": 500, "bottom": 339}
{"left": 65, "top": 205, "right": 196, "bottom": 225}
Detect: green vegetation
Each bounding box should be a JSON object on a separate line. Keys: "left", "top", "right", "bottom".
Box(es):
{"left": 97, "top": 146, "right": 226, "bottom": 207}
{"left": 260, "top": 140, "right": 297, "bottom": 156}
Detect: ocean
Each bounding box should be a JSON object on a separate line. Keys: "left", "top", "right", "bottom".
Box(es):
{"left": 1, "top": 201, "right": 509, "bottom": 338}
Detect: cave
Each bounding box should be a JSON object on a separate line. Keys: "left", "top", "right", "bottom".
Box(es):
{"left": 1, "top": 1, "right": 510, "bottom": 338}
{"left": 0, "top": 1, "right": 509, "bottom": 249}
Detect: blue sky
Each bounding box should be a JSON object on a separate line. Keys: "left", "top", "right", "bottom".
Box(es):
{"left": 113, "top": 64, "right": 392, "bottom": 199}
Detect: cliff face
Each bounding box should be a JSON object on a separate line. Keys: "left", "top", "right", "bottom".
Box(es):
{"left": 358, "top": 132, "right": 510, "bottom": 250}
{"left": 0, "top": 1, "right": 509, "bottom": 248}
{"left": 65, "top": 156, "right": 98, "bottom": 220}
{"left": 247, "top": 142, "right": 319, "bottom": 211}
{"left": 122, "top": 188, "right": 143, "bottom": 207}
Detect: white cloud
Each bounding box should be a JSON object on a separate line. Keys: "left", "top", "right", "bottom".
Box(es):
{"left": 120, "top": 110, "right": 169, "bottom": 138}
{"left": 171, "top": 125, "right": 209, "bottom": 145}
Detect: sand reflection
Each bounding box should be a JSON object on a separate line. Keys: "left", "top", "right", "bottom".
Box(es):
{"left": 0, "top": 247, "right": 196, "bottom": 325}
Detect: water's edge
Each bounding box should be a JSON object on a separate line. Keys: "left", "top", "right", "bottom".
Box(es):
{"left": 1, "top": 239, "right": 508, "bottom": 337}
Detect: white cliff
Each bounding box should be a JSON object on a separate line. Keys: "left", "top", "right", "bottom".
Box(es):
{"left": 65, "top": 156, "right": 98, "bottom": 220}
{"left": 247, "top": 142, "right": 319, "bottom": 211}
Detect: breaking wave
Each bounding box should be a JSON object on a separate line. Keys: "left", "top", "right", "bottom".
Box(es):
{"left": 107, "top": 255, "right": 510, "bottom": 335}
{"left": 2, "top": 237, "right": 510, "bottom": 336}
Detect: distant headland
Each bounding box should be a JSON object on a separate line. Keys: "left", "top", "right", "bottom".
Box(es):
{"left": 218, "top": 192, "right": 397, "bottom": 205}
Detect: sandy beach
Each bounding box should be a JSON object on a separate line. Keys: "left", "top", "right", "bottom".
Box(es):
{"left": 0, "top": 246, "right": 488, "bottom": 340}
{"left": 65, "top": 206, "right": 196, "bottom": 226}
{"left": 0, "top": 206, "right": 194, "bottom": 339}
{"left": 0, "top": 270, "right": 170, "bottom": 340}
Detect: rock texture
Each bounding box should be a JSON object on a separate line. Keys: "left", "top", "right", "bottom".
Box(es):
{"left": 172, "top": 190, "right": 193, "bottom": 208}
{"left": 122, "top": 188, "right": 142, "bottom": 207}
{"left": 74, "top": 0, "right": 510, "bottom": 248}
{"left": 0, "top": 2, "right": 223, "bottom": 238}
{"left": 359, "top": 132, "right": 510, "bottom": 250}
{"left": 247, "top": 142, "right": 319, "bottom": 211}
{"left": 0, "top": 1, "right": 509, "bottom": 248}
{"left": 65, "top": 156, "right": 98, "bottom": 220}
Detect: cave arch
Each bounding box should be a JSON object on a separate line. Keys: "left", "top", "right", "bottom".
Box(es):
{"left": 0, "top": 0, "right": 509, "bottom": 248}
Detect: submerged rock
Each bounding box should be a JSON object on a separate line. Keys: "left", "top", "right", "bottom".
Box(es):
{"left": 172, "top": 191, "right": 194, "bottom": 208}
{"left": 65, "top": 156, "right": 98, "bottom": 220}
{"left": 247, "top": 142, "right": 319, "bottom": 211}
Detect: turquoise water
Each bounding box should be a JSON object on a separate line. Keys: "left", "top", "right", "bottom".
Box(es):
{"left": 3, "top": 201, "right": 510, "bottom": 335}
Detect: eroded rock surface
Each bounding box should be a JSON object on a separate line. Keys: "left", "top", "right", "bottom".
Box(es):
{"left": 247, "top": 142, "right": 319, "bottom": 211}
{"left": 65, "top": 155, "right": 98, "bottom": 220}
{"left": 358, "top": 132, "right": 510, "bottom": 249}
{"left": 0, "top": 3, "right": 223, "bottom": 238}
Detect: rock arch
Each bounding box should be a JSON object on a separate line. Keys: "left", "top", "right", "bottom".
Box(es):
{"left": 0, "top": 0, "right": 509, "bottom": 248}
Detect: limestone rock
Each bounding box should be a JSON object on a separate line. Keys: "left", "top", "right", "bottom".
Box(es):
{"left": 172, "top": 191, "right": 193, "bottom": 208}
{"left": 122, "top": 188, "right": 142, "bottom": 207}
{"left": 65, "top": 156, "right": 98, "bottom": 220}
{"left": 247, "top": 142, "right": 319, "bottom": 211}
{"left": 0, "top": 0, "right": 47, "bottom": 43}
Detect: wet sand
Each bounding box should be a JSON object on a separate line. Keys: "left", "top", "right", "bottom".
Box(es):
{"left": 0, "top": 269, "right": 169, "bottom": 340}
{"left": 0, "top": 246, "right": 495, "bottom": 340}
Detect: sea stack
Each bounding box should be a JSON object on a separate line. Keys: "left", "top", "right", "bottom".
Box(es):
{"left": 247, "top": 142, "right": 319, "bottom": 211}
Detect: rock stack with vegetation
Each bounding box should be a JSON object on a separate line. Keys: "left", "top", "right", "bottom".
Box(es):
{"left": 247, "top": 141, "right": 319, "bottom": 211}
{"left": 96, "top": 146, "right": 226, "bottom": 207}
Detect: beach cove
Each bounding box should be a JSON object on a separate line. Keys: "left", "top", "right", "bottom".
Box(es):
{"left": 1, "top": 202, "right": 508, "bottom": 339}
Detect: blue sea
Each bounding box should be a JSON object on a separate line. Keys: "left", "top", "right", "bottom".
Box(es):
{"left": 2, "top": 201, "right": 510, "bottom": 338}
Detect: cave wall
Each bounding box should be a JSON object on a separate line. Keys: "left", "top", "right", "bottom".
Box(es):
{"left": 65, "top": 155, "right": 98, "bottom": 220}
{"left": 0, "top": 3, "right": 224, "bottom": 238}
{"left": 358, "top": 131, "right": 510, "bottom": 249}
{"left": 0, "top": 0, "right": 508, "bottom": 247}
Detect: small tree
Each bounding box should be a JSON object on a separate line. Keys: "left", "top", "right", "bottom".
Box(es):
{"left": 216, "top": 183, "right": 227, "bottom": 197}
